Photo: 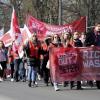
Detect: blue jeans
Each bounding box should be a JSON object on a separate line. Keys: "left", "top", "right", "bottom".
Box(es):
{"left": 14, "top": 59, "right": 22, "bottom": 81}
{"left": 19, "top": 61, "right": 26, "bottom": 80}
{"left": 28, "top": 66, "right": 37, "bottom": 82}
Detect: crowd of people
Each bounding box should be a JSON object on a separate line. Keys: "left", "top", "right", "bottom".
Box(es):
{"left": 0, "top": 23, "right": 100, "bottom": 91}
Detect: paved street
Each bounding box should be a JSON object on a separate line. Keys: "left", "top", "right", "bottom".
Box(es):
{"left": 0, "top": 81, "right": 100, "bottom": 100}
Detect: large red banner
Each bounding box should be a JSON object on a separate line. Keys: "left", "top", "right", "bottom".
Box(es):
{"left": 50, "top": 47, "right": 100, "bottom": 82}
{"left": 49, "top": 47, "right": 82, "bottom": 82}
{"left": 26, "top": 15, "right": 86, "bottom": 39}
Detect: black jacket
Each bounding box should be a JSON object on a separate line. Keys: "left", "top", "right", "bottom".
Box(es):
{"left": 74, "top": 39, "right": 83, "bottom": 47}
{"left": 85, "top": 31, "right": 96, "bottom": 46}
{"left": 85, "top": 30, "right": 100, "bottom": 46}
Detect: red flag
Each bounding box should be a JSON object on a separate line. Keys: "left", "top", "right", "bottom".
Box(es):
{"left": 10, "top": 7, "right": 21, "bottom": 40}
{"left": 10, "top": 8, "right": 24, "bottom": 58}
{"left": 71, "top": 16, "right": 86, "bottom": 33}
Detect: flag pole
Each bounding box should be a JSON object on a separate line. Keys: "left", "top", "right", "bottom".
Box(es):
{"left": 58, "top": 0, "right": 62, "bottom": 25}
{"left": 86, "top": 16, "right": 88, "bottom": 33}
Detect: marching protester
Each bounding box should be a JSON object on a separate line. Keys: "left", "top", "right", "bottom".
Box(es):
{"left": 1, "top": 5, "right": 100, "bottom": 92}
{"left": 49, "top": 34, "right": 63, "bottom": 91}
{"left": 8, "top": 45, "right": 14, "bottom": 82}
{"left": 80, "top": 32, "right": 86, "bottom": 47}
{"left": 61, "top": 32, "right": 72, "bottom": 87}
{"left": 71, "top": 31, "right": 83, "bottom": 90}
{"left": 40, "top": 40, "right": 50, "bottom": 86}
{"left": 72, "top": 32, "right": 83, "bottom": 47}
{"left": 85, "top": 22, "right": 100, "bottom": 89}
{"left": 24, "top": 33, "right": 41, "bottom": 87}
{"left": 11, "top": 41, "right": 24, "bottom": 82}
{"left": 0, "top": 41, "right": 8, "bottom": 82}
{"left": 62, "top": 32, "right": 72, "bottom": 48}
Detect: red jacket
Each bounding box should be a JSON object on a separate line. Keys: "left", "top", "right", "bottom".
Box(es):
{"left": 28, "top": 41, "right": 40, "bottom": 59}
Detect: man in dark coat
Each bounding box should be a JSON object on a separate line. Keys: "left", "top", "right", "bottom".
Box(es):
{"left": 85, "top": 23, "right": 100, "bottom": 89}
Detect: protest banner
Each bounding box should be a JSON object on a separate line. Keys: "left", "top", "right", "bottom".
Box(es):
{"left": 80, "top": 47, "right": 100, "bottom": 80}
{"left": 50, "top": 47, "right": 100, "bottom": 82}
{"left": 26, "top": 15, "right": 86, "bottom": 39}
{"left": 49, "top": 47, "right": 82, "bottom": 82}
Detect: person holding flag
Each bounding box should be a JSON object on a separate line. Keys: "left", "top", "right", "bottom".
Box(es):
{"left": 49, "top": 34, "right": 63, "bottom": 91}
{"left": 61, "top": 32, "right": 73, "bottom": 87}
{"left": 9, "top": 7, "right": 25, "bottom": 82}
{"left": 71, "top": 31, "right": 83, "bottom": 90}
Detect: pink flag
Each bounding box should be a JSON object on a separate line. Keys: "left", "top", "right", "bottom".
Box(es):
{"left": 0, "top": 31, "right": 12, "bottom": 47}
{"left": 20, "top": 25, "right": 32, "bottom": 44}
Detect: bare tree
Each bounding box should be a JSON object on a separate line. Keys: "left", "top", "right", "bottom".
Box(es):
{"left": 30, "top": 0, "right": 59, "bottom": 24}
{"left": 62, "top": 0, "right": 100, "bottom": 27}
{"left": 0, "top": 1, "right": 11, "bottom": 32}
{"left": 1, "top": 0, "right": 100, "bottom": 31}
